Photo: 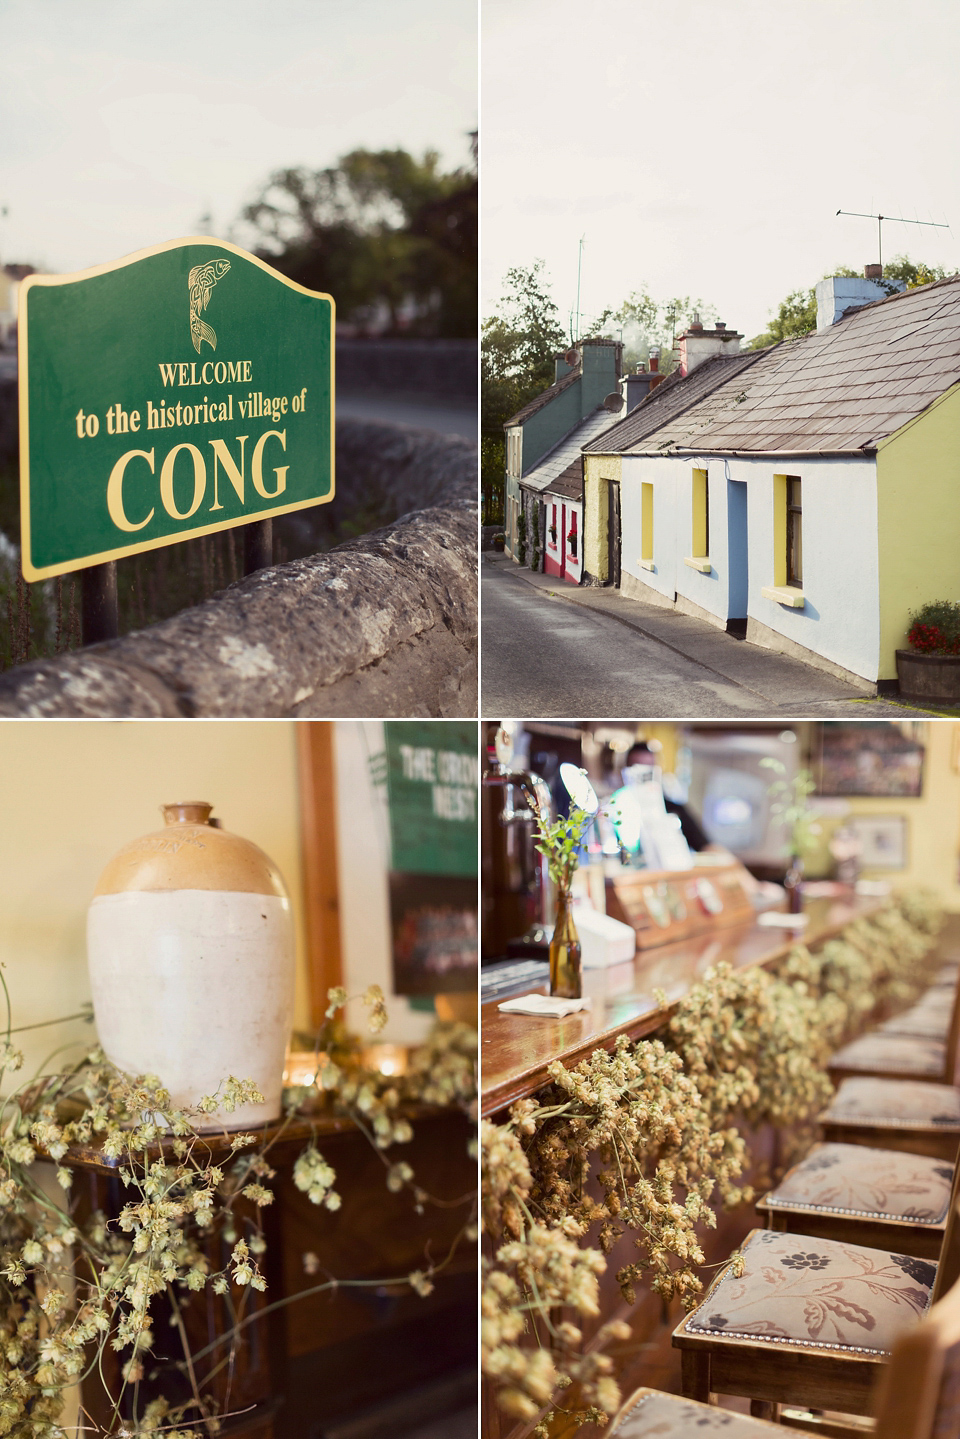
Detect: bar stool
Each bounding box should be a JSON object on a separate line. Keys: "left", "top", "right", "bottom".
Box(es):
{"left": 669, "top": 1153, "right": 960, "bottom": 1420}
{"left": 755, "top": 1140, "right": 953, "bottom": 1259}
{"left": 613, "top": 1263, "right": 960, "bottom": 1434}
{"left": 827, "top": 962, "right": 960, "bottom": 1087}
{"left": 820, "top": 1077, "right": 960, "bottom": 1162}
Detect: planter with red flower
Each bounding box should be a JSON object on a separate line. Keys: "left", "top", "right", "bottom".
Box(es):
{"left": 897, "top": 600, "right": 960, "bottom": 702}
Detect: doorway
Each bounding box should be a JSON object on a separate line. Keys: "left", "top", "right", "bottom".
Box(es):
{"left": 726, "top": 477, "right": 748, "bottom": 634}
{"left": 606, "top": 480, "right": 621, "bottom": 587}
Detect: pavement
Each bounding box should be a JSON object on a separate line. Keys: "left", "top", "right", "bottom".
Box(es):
{"left": 481, "top": 553, "right": 939, "bottom": 718}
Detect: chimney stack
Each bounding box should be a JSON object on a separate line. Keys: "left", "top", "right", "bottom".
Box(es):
{"left": 677, "top": 319, "right": 742, "bottom": 376}
{"left": 814, "top": 270, "right": 905, "bottom": 330}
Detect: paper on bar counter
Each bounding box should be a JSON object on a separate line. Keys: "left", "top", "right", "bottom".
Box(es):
{"left": 756, "top": 911, "right": 810, "bottom": 929}
{"left": 497, "top": 994, "right": 592, "bottom": 1017}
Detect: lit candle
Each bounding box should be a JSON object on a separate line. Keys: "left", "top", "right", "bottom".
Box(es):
{"left": 362, "top": 1043, "right": 408, "bottom": 1077}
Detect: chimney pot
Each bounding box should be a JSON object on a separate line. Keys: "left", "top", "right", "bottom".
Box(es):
{"left": 715, "top": 321, "right": 726, "bottom": 331}
{"left": 864, "top": 263, "right": 882, "bottom": 280}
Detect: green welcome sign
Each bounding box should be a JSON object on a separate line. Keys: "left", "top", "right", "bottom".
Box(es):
{"left": 18, "top": 237, "right": 334, "bottom": 581}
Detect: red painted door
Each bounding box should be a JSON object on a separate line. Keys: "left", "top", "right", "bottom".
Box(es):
{"left": 560, "top": 505, "right": 567, "bottom": 580}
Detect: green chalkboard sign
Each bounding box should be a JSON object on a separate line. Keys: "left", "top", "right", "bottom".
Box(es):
{"left": 383, "top": 721, "right": 478, "bottom": 878}
{"left": 19, "top": 236, "right": 334, "bottom": 581}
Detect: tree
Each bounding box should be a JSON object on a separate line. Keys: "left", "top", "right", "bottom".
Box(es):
{"left": 748, "top": 257, "right": 950, "bottom": 349}
{"left": 240, "top": 145, "right": 476, "bottom": 336}
{"left": 881, "top": 253, "right": 948, "bottom": 289}
{"left": 481, "top": 261, "right": 567, "bottom": 520}
{"left": 590, "top": 289, "right": 717, "bottom": 373}
{"left": 747, "top": 287, "right": 823, "bottom": 348}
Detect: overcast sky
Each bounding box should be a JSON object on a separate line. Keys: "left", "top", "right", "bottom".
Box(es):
{"left": 483, "top": 0, "right": 960, "bottom": 342}
{"left": 1, "top": 0, "right": 476, "bottom": 275}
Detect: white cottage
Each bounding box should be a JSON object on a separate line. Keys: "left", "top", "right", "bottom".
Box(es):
{"left": 582, "top": 275, "right": 960, "bottom": 688}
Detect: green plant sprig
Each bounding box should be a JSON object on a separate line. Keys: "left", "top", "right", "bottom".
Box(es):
{"left": 0, "top": 985, "right": 478, "bottom": 1437}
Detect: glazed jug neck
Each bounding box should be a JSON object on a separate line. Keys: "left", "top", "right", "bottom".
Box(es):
{"left": 162, "top": 802, "right": 214, "bottom": 827}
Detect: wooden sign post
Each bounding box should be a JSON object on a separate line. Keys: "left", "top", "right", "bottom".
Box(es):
{"left": 18, "top": 237, "right": 334, "bottom": 642}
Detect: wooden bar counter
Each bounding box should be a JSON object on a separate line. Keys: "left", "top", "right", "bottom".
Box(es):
{"left": 483, "top": 883, "right": 881, "bottom": 1120}
{"left": 482, "top": 880, "right": 896, "bottom": 1439}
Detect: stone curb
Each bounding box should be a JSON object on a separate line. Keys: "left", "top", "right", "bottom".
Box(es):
{"left": 0, "top": 421, "right": 477, "bottom": 717}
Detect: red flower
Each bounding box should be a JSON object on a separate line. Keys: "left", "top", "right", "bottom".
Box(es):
{"left": 909, "top": 622, "right": 947, "bottom": 653}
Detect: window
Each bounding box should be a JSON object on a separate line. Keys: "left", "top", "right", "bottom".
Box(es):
{"left": 786, "top": 476, "right": 802, "bottom": 587}
{"left": 692, "top": 468, "right": 709, "bottom": 558}
{"left": 641, "top": 482, "right": 654, "bottom": 564}
{"left": 506, "top": 430, "right": 522, "bottom": 477}
{"left": 763, "top": 474, "right": 804, "bottom": 606}
{"left": 569, "top": 513, "right": 578, "bottom": 559}
{"left": 549, "top": 504, "right": 558, "bottom": 545}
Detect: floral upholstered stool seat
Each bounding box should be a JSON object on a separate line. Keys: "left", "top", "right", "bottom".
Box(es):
{"left": 671, "top": 1228, "right": 935, "bottom": 1417}
{"left": 879, "top": 996, "right": 953, "bottom": 1041}
{"left": 828, "top": 967, "right": 960, "bottom": 1087}
{"left": 756, "top": 1141, "right": 953, "bottom": 1259}
{"left": 819, "top": 1076, "right": 960, "bottom": 1162}
{"left": 827, "top": 1031, "right": 949, "bottom": 1084}
{"left": 610, "top": 1388, "right": 781, "bottom": 1435}
{"left": 649, "top": 1247, "right": 960, "bottom": 1437}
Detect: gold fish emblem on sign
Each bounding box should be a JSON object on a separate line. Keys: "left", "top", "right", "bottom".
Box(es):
{"left": 188, "top": 258, "right": 231, "bottom": 353}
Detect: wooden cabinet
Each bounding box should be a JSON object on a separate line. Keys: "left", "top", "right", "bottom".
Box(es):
{"left": 69, "top": 1108, "right": 476, "bottom": 1437}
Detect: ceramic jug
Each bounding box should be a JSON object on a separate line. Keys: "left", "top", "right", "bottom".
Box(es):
{"left": 87, "top": 801, "right": 295, "bottom": 1130}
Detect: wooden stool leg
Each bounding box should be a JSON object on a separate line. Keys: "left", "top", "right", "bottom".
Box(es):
{"left": 680, "top": 1348, "right": 711, "bottom": 1402}
{"left": 750, "top": 1399, "right": 779, "bottom": 1420}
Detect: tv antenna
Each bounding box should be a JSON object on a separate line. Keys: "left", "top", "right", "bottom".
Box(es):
{"left": 575, "top": 234, "right": 586, "bottom": 342}
{"left": 836, "top": 209, "right": 949, "bottom": 269}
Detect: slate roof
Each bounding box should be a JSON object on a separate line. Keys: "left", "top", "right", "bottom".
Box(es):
{"left": 541, "top": 460, "right": 582, "bottom": 501}
{"left": 582, "top": 352, "right": 763, "bottom": 454}
{"left": 519, "top": 407, "right": 617, "bottom": 490}
{"left": 584, "top": 275, "right": 960, "bottom": 457}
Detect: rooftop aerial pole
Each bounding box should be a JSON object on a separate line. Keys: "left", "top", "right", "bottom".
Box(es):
{"left": 575, "top": 234, "right": 585, "bottom": 341}
{"left": 836, "top": 209, "right": 949, "bottom": 270}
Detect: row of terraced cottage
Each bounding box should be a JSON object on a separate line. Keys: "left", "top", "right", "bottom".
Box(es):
{"left": 502, "top": 268, "right": 960, "bottom": 689}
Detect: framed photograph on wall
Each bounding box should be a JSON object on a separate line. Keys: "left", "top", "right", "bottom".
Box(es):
{"left": 849, "top": 814, "right": 908, "bottom": 870}
{"left": 817, "top": 722, "right": 925, "bottom": 797}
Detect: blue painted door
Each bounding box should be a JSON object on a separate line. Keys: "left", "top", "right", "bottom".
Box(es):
{"left": 727, "top": 478, "right": 748, "bottom": 617}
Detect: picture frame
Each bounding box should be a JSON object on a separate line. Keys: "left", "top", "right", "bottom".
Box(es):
{"left": 817, "top": 722, "right": 925, "bottom": 798}
{"left": 849, "top": 814, "right": 908, "bottom": 870}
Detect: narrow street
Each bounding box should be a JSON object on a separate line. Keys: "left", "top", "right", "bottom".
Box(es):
{"left": 481, "top": 556, "right": 936, "bottom": 719}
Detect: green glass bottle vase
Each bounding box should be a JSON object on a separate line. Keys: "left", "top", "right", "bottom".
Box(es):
{"left": 550, "top": 886, "right": 582, "bottom": 999}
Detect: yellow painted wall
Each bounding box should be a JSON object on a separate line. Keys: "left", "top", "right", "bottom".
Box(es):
{"left": 807, "top": 721, "right": 960, "bottom": 908}
{"left": 0, "top": 720, "right": 309, "bottom": 1079}
{"left": 583, "top": 453, "right": 621, "bottom": 581}
{"left": 626, "top": 721, "right": 960, "bottom": 910}
{"left": 876, "top": 384, "right": 960, "bottom": 680}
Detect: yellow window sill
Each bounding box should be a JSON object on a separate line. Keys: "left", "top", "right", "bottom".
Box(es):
{"left": 684, "top": 556, "right": 712, "bottom": 574}
{"left": 762, "top": 584, "right": 805, "bottom": 608}
{"left": 640, "top": 559, "right": 655, "bottom": 571}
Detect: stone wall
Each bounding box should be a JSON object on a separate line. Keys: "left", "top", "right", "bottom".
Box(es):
{"left": 336, "top": 338, "right": 476, "bottom": 397}
{"left": 0, "top": 417, "right": 477, "bottom": 717}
